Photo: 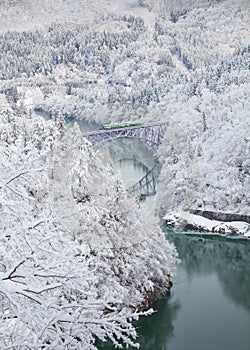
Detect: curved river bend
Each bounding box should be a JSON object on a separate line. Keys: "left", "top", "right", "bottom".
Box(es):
{"left": 94, "top": 134, "right": 250, "bottom": 350}
{"left": 36, "top": 111, "right": 250, "bottom": 349}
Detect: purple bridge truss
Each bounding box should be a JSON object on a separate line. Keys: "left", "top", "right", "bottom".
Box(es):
{"left": 82, "top": 121, "right": 167, "bottom": 150}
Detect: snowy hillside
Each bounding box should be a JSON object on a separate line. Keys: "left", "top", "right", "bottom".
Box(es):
{"left": 0, "top": 0, "right": 249, "bottom": 217}
{"left": 0, "top": 0, "right": 249, "bottom": 347}
{"left": 0, "top": 98, "right": 178, "bottom": 348}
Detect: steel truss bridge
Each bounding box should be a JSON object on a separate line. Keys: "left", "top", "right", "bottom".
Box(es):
{"left": 83, "top": 121, "right": 167, "bottom": 199}
{"left": 83, "top": 121, "right": 167, "bottom": 150}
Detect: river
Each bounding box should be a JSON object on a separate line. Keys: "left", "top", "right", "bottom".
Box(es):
{"left": 132, "top": 230, "right": 250, "bottom": 350}
{"left": 93, "top": 135, "right": 250, "bottom": 350}
{"left": 36, "top": 111, "right": 250, "bottom": 349}
{"left": 34, "top": 109, "right": 102, "bottom": 132}
{"left": 99, "top": 230, "right": 250, "bottom": 350}
{"left": 92, "top": 134, "right": 250, "bottom": 350}
{"left": 97, "top": 138, "right": 155, "bottom": 189}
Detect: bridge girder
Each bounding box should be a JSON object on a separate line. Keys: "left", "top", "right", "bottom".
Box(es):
{"left": 83, "top": 123, "right": 165, "bottom": 151}
{"left": 83, "top": 123, "right": 165, "bottom": 198}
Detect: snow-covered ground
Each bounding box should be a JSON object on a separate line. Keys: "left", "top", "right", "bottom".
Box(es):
{"left": 1, "top": 0, "right": 249, "bottom": 228}
{"left": 164, "top": 212, "right": 250, "bottom": 238}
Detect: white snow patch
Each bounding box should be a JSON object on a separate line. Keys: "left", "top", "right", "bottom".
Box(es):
{"left": 164, "top": 212, "right": 250, "bottom": 237}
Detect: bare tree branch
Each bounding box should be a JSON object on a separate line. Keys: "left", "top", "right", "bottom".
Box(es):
{"left": 24, "top": 283, "right": 62, "bottom": 295}
{"left": 2, "top": 259, "right": 27, "bottom": 281}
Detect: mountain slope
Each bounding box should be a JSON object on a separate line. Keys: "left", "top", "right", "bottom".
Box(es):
{"left": 0, "top": 0, "right": 249, "bottom": 216}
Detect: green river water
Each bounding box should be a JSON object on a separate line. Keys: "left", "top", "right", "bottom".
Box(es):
{"left": 96, "top": 139, "right": 250, "bottom": 350}
{"left": 36, "top": 111, "right": 250, "bottom": 350}
{"left": 142, "top": 230, "right": 250, "bottom": 350}
{"left": 100, "top": 229, "right": 250, "bottom": 350}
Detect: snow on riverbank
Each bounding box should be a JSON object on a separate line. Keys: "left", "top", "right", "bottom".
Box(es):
{"left": 163, "top": 212, "right": 250, "bottom": 238}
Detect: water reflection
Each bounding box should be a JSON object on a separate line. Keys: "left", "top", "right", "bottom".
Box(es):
{"left": 98, "top": 139, "right": 157, "bottom": 190}
{"left": 167, "top": 231, "right": 250, "bottom": 311}
{"left": 133, "top": 295, "right": 181, "bottom": 350}
{"left": 115, "top": 158, "right": 149, "bottom": 174}
{"left": 97, "top": 295, "right": 181, "bottom": 350}
{"left": 98, "top": 138, "right": 156, "bottom": 169}
{"left": 113, "top": 157, "right": 150, "bottom": 188}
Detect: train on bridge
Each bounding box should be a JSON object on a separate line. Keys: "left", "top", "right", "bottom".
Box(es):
{"left": 83, "top": 120, "right": 166, "bottom": 150}
{"left": 103, "top": 121, "right": 144, "bottom": 130}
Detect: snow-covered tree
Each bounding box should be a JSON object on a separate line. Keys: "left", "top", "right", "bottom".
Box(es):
{"left": 0, "top": 101, "right": 178, "bottom": 349}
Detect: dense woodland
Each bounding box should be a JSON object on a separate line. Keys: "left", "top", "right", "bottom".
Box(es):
{"left": 0, "top": 0, "right": 249, "bottom": 348}
{"left": 0, "top": 101, "right": 178, "bottom": 348}
{"left": 1, "top": 0, "right": 249, "bottom": 215}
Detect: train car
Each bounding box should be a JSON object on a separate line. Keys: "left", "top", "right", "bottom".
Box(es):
{"left": 103, "top": 121, "right": 144, "bottom": 130}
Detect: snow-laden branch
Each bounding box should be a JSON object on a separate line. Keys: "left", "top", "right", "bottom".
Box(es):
{"left": 1, "top": 259, "right": 27, "bottom": 281}
{"left": 0, "top": 106, "right": 177, "bottom": 349}
{"left": 5, "top": 184, "right": 35, "bottom": 201}
{"left": 23, "top": 283, "right": 62, "bottom": 295}
{"left": 4, "top": 169, "right": 29, "bottom": 186}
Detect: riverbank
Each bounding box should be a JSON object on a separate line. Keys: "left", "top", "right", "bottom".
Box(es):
{"left": 163, "top": 211, "right": 250, "bottom": 238}
{"left": 98, "top": 229, "right": 250, "bottom": 350}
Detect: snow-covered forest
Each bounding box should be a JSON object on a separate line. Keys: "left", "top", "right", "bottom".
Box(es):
{"left": 0, "top": 0, "right": 249, "bottom": 216}
{"left": 0, "top": 0, "right": 249, "bottom": 347}
{"left": 0, "top": 99, "right": 178, "bottom": 348}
